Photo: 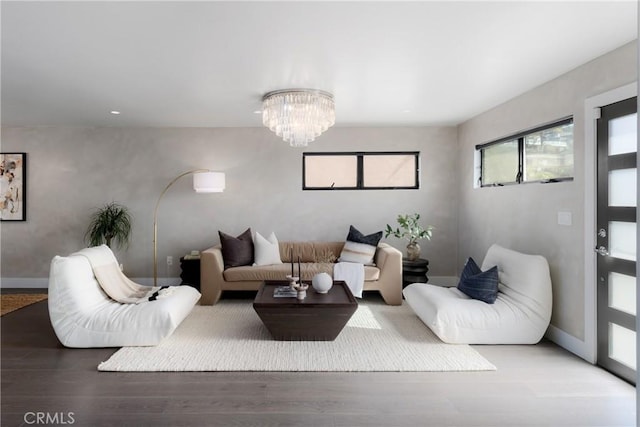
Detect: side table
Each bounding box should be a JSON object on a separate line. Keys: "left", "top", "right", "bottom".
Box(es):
{"left": 402, "top": 258, "right": 429, "bottom": 288}
{"left": 179, "top": 257, "right": 201, "bottom": 291}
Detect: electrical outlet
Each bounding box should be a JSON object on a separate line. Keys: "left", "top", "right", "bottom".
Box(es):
{"left": 557, "top": 211, "right": 572, "bottom": 226}
{"left": 166, "top": 256, "right": 173, "bottom": 266}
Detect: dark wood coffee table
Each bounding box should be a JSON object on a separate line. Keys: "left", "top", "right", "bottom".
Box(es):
{"left": 253, "top": 280, "right": 358, "bottom": 341}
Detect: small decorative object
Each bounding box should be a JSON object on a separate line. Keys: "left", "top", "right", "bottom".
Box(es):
{"left": 406, "top": 243, "right": 421, "bottom": 261}
{"left": 273, "top": 286, "right": 297, "bottom": 298}
{"left": 286, "top": 274, "right": 300, "bottom": 289}
{"left": 385, "top": 213, "right": 434, "bottom": 261}
{"left": 292, "top": 282, "right": 309, "bottom": 300}
{"left": 289, "top": 247, "right": 296, "bottom": 276}
{"left": 183, "top": 250, "right": 200, "bottom": 260}
{"left": 0, "top": 152, "right": 26, "bottom": 221}
{"left": 286, "top": 253, "right": 304, "bottom": 289}
{"left": 312, "top": 272, "right": 333, "bottom": 294}
{"left": 85, "top": 202, "right": 132, "bottom": 249}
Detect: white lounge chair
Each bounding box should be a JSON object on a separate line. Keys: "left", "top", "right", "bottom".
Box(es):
{"left": 403, "top": 244, "right": 552, "bottom": 344}
{"left": 48, "top": 247, "right": 200, "bottom": 348}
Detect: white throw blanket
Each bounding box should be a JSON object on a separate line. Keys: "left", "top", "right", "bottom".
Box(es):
{"left": 72, "top": 245, "right": 173, "bottom": 304}
{"left": 334, "top": 262, "right": 364, "bottom": 298}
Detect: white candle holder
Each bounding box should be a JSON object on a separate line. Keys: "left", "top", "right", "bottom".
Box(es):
{"left": 285, "top": 275, "right": 299, "bottom": 289}
{"left": 292, "top": 282, "right": 309, "bottom": 300}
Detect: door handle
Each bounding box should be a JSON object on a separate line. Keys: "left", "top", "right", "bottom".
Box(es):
{"left": 595, "top": 246, "right": 610, "bottom": 257}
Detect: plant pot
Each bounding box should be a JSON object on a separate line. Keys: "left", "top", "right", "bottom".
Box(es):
{"left": 406, "top": 242, "right": 421, "bottom": 261}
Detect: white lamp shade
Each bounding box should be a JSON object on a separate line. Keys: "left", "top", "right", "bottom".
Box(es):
{"left": 193, "top": 172, "right": 225, "bottom": 193}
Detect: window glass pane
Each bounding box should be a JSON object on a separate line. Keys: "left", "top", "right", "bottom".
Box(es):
{"left": 363, "top": 155, "right": 417, "bottom": 188}
{"left": 304, "top": 155, "right": 357, "bottom": 188}
{"left": 609, "top": 168, "right": 637, "bottom": 207}
{"left": 609, "top": 113, "right": 637, "bottom": 156}
{"left": 304, "top": 152, "right": 419, "bottom": 190}
{"left": 609, "top": 322, "right": 636, "bottom": 370}
{"left": 609, "top": 272, "right": 636, "bottom": 316}
{"left": 481, "top": 140, "right": 518, "bottom": 185}
{"left": 524, "top": 122, "right": 573, "bottom": 181}
{"left": 609, "top": 221, "right": 637, "bottom": 261}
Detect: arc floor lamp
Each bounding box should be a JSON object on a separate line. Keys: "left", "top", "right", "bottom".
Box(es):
{"left": 153, "top": 169, "right": 225, "bottom": 286}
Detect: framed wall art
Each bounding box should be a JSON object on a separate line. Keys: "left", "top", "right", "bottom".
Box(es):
{"left": 1, "top": 153, "right": 26, "bottom": 221}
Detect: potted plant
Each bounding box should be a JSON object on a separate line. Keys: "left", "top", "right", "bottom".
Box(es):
{"left": 85, "top": 202, "right": 132, "bottom": 249}
{"left": 384, "top": 213, "right": 433, "bottom": 261}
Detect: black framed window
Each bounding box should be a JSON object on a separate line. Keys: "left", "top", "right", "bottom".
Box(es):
{"left": 303, "top": 152, "right": 419, "bottom": 190}
{"left": 477, "top": 117, "right": 574, "bottom": 187}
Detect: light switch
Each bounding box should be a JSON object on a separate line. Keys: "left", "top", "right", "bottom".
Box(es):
{"left": 558, "top": 211, "right": 572, "bottom": 226}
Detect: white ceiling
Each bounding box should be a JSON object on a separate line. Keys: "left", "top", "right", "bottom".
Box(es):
{"left": 1, "top": 1, "right": 637, "bottom": 128}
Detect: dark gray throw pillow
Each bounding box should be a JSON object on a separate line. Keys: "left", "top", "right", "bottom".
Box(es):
{"left": 338, "top": 225, "right": 383, "bottom": 264}
{"left": 218, "top": 228, "right": 254, "bottom": 269}
{"left": 457, "top": 257, "right": 499, "bottom": 304}
{"left": 347, "top": 225, "right": 383, "bottom": 247}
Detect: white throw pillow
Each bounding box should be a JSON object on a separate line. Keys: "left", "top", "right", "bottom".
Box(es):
{"left": 338, "top": 240, "right": 377, "bottom": 265}
{"left": 253, "top": 232, "right": 283, "bottom": 266}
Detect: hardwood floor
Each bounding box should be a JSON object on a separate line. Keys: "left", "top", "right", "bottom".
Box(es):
{"left": 1, "top": 295, "right": 635, "bottom": 427}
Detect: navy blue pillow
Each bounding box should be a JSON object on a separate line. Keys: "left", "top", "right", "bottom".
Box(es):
{"left": 458, "top": 257, "right": 481, "bottom": 283}
{"left": 457, "top": 257, "right": 499, "bottom": 304}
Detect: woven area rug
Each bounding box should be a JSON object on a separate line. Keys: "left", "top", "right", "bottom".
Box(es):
{"left": 98, "top": 300, "right": 496, "bottom": 372}
{"left": 0, "top": 294, "right": 48, "bottom": 316}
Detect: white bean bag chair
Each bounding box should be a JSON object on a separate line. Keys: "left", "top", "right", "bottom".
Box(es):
{"left": 48, "top": 249, "right": 201, "bottom": 348}
{"left": 403, "top": 244, "right": 552, "bottom": 344}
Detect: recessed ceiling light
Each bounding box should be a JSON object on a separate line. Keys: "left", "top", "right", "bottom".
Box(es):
{"left": 110, "top": 110, "right": 121, "bottom": 115}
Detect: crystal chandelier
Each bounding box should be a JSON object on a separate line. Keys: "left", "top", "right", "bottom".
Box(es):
{"left": 262, "top": 89, "right": 335, "bottom": 147}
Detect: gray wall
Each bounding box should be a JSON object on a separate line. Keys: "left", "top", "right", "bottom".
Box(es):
{"left": 0, "top": 126, "right": 458, "bottom": 281}
{"left": 457, "top": 41, "right": 637, "bottom": 341}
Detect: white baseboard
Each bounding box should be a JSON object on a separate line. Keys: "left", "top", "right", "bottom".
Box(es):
{"left": 1, "top": 278, "right": 49, "bottom": 288}
{"left": 545, "top": 324, "right": 595, "bottom": 364}
{"left": 1, "top": 277, "right": 181, "bottom": 289}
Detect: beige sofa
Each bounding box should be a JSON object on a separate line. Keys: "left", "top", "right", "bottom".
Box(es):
{"left": 200, "top": 241, "right": 402, "bottom": 305}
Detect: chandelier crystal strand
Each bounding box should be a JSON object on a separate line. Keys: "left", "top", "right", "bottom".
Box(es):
{"left": 262, "top": 89, "right": 335, "bottom": 147}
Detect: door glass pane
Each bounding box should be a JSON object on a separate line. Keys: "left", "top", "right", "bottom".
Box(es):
{"left": 304, "top": 155, "right": 357, "bottom": 188}
{"left": 362, "top": 154, "right": 417, "bottom": 188}
{"left": 609, "top": 272, "right": 637, "bottom": 315}
{"left": 609, "top": 168, "right": 637, "bottom": 207}
{"left": 481, "top": 140, "right": 518, "bottom": 185}
{"left": 609, "top": 221, "right": 637, "bottom": 261}
{"left": 609, "top": 323, "right": 637, "bottom": 369}
{"left": 609, "top": 113, "right": 637, "bottom": 155}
